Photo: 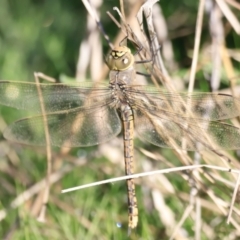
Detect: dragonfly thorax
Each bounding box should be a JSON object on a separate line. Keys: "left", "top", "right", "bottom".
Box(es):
{"left": 110, "top": 81, "right": 130, "bottom": 108}
{"left": 106, "top": 46, "right": 135, "bottom": 71}
{"left": 109, "top": 69, "right": 136, "bottom": 108}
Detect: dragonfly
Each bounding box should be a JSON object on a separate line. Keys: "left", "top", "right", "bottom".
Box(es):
{"left": 1, "top": 45, "right": 240, "bottom": 230}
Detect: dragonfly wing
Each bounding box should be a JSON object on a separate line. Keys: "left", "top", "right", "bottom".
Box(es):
{"left": 4, "top": 106, "right": 121, "bottom": 147}
{"left": 134, "top": 108, "right": 240, "bottom": 151}
{"left": 0, "top": 81, "right": 110, "bottom": 113}
{"left": 127, "top": 86, "right": 240, "bottom": 120}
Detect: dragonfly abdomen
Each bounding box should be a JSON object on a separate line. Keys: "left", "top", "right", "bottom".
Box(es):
{"left": 121, "top": 104, "right": 138, "bottom": 229}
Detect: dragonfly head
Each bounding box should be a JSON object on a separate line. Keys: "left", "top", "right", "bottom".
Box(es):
{"left": 106, "top": 46, "right": 134, "bottom": 71}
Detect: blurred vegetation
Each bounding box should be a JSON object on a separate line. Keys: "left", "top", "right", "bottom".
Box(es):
{"left": 0, "top": 0, "right": 240, "bottom": 239}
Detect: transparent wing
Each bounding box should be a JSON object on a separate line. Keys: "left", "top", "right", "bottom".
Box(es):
{"left": 4, "top": 106, "right": 121, "bottom": 147}
{"left": 126, "top": 85, "right": 240, "bottom": 120}
{"left": 134, "top": 108, "right": 240, "bottom": 150}
{"left": 0, "top": 81, "right": 111, "bottom": 112}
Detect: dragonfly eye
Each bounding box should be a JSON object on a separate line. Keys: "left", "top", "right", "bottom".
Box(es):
{"left": 122, "top": 57, "right": 129, "bottom": 65}
{"left": 106, "top": 46, "right": 134, "bottom": 71}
